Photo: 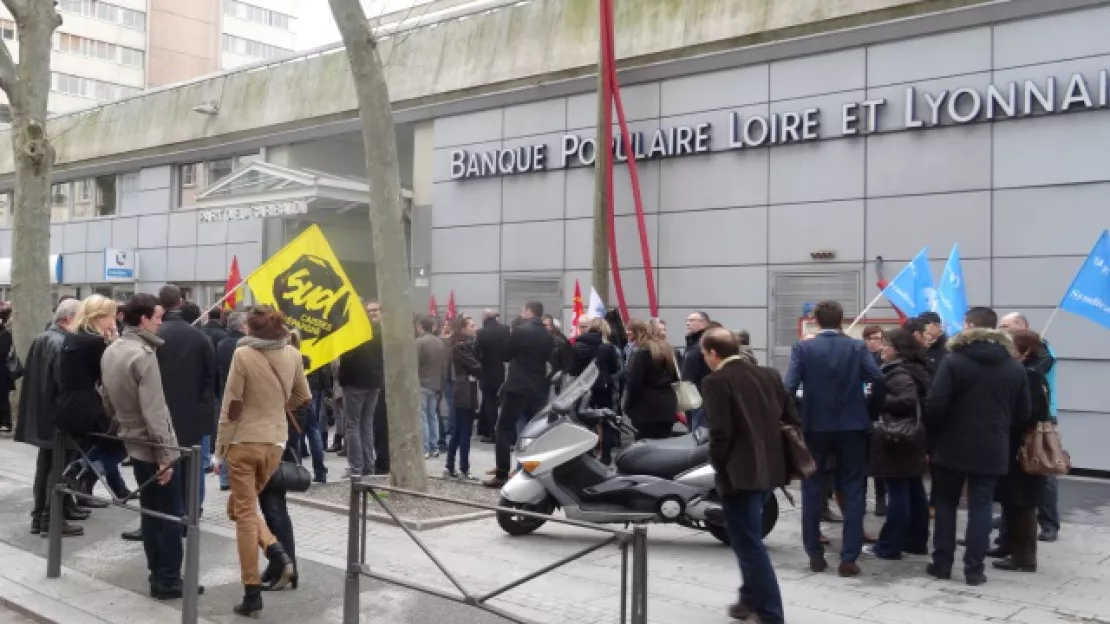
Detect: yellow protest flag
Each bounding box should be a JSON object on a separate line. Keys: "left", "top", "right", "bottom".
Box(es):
{"left": 246, "top": 224, "right": 372, "bottom": 373}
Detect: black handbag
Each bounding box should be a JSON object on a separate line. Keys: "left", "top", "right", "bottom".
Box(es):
{"left": 874, "top": 403, "right": 924, "bottom": 445}
{"left": 265, "top": 357, "right": 312, "bottom": 494}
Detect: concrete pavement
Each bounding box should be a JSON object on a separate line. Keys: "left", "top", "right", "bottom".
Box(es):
{"left": 2, "top": 435, "right": 1110, "bottom": 623}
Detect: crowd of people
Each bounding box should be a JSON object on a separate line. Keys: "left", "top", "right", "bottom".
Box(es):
{"left": 0, "top": 285, "right": 1065, "bottom": 623}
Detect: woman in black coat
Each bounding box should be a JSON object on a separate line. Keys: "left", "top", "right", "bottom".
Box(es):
{"left": 991, "top": 329, "right": 1049, "bottom": 573}
{"left": 867, "top": 328, "right": 931, "bottom": 560}
{"left": 0, "top": 307, "right": 15, "bottom": 433}
{"left": 623, "top": 320, "right": 678, "bottom": 440}
{"left": 445, "top": 316, "right": 482, "bottom": 479}
{"left": 57, "top": 296, "right": 130, "bottom": 502}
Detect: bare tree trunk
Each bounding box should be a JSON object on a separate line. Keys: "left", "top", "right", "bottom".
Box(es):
{"left": 0, "top": 1, "right": 61, "bottom": 362}
{"left": 328, "top": 0, "right": 426, "bottom": 492}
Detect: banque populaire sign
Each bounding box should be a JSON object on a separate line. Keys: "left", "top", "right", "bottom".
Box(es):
{"left": 449, "top": 72, "right": 1110, "bottom": 180}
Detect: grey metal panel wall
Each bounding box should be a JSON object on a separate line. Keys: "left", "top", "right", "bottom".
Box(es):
{"left": 428, "top": 4, "right": 1110, "bottom": 469}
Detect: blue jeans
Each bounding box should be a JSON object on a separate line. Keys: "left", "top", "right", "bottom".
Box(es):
{"left": 132, "top": 459, "right": 185, "bottom": 591}
{"left": 872, "top": 476, "right": 930, "bottom": 558}
{"left": 688, "top": 407, "right": 707, "bottom": 432}
{"left": 446, "top": 407, "right": 476, "bottom": 474}
{"left": 87, "top": 444, "right": 129, "bottom": 498}
{"left": 439, "top": 378, "right": 454, "bottom": 451}
{"left": 198, "top": 434, "right": 211, "bottom": 508}
{"left": 802, "top": 431, "right": 868, "bottom": 564}
{"left": 420, "top": 388, "right": 441, "bottom": 455}
{"left": 722, "top": 491, "right": 784, "bottom": 624}
{"left": 1038, "top": 476, "right": 1060, "bottom": 533}
{"left": 931, "top": 465, "right": 997, "bottom": 577}
{"left": 305, "top": 391, "right": 328, "bottom": 480}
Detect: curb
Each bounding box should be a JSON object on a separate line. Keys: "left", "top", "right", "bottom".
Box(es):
{"left": 0, "top": 594, "right": 55, "bottom": 624}
{"left": 286, "top": 492, "right": 493, "bottom": 531}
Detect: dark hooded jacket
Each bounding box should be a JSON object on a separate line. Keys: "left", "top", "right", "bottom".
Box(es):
{"left": 924, "top": 333, "right": 948, "bottom": 374}
{"left": 996, "top": 358, "right": 1051, "bottom": 508}
{"left": 156, "top": 309, "right": 217, "bottom": 447}
{"left": 14, "top": 325, "right": 68, "bottom": 449}
{"left": 870, "top": 357, "right": 931, "bottom": 479}
{"left": 925, "top": 328, "right": 1031, "bottom": 476}
{"left": 681, "top": 328, "right": 712, "bottom": 391}
{"left": 568, "top": 330, "right": 620, "bottom": 408}
{"left": 54, "top": 330, "right": 112, "bottom": 437}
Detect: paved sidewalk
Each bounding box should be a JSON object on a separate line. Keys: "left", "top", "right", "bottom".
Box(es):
{"left": 2, "top": 436, "right": 1110, "bottom": 623}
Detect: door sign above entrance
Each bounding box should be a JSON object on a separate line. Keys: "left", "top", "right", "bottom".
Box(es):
{"left": 199, "top": 199, "right": 310, "bottom": 223}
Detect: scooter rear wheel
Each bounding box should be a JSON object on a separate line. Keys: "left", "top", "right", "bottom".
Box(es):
{"left": 497, "top": 496, "right": 555, "bottom": 536}
{"left": 706, "top": 492, "right": 780, "bottom": 545}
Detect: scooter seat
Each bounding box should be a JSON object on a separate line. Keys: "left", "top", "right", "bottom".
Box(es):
{"left": 615, "top": 433, "right": 710, "bottom": 480}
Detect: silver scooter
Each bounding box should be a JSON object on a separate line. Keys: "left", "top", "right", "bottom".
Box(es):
{"left": 496, "top": 364, "right": 779, "bottom": 544}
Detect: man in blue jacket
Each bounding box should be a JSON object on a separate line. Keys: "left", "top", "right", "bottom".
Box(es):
{"left": 785, "top": 300, "right": 884, "bottom": 577}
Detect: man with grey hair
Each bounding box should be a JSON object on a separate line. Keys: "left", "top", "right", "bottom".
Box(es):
{"left": 999, "top": 311, "right": 1061, "bottom": 542}
{"left": 16, "top": 298, "right": 85, "bottom": 536}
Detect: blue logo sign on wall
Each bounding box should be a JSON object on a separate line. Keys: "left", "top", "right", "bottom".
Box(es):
{"left": 104, "top": 248, "right": 135, "bottom": 282}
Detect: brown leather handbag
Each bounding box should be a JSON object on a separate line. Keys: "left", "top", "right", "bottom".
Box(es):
{"left": 1018, "top": 421, "right": 1071, "bottom": 476}
{"left": 781, "top": 424, "right": 817, "bottom": 480}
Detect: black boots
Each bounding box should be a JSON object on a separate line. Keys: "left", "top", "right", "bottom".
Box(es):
{"left": 327, "top": 435, "right": 344, "bottom": 453}
{"left": 261, "top": 543, "right": 295, "bottom": 591}
{"left": 233, "top": 585, "right": 263, "bottom": 616}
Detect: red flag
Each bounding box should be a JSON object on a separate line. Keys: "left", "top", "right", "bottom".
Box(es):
{"left": 224, "top": 256, "right": 242, "bottom": 310}
{"left": 446, "top": 291, "right": 457, "bottom": 321}
{"left": 429, "top": 294, "right": 438, "bottom": 317}
{"left": 877, "top": 279, "right": 908, "bottom": 325}
{"left": 570, "top": 279, "right": 584, "bottom": 339}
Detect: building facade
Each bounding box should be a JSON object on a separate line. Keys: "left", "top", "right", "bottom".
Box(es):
{"left": 0, "top": 0, "right": 1108, "bottom": 468}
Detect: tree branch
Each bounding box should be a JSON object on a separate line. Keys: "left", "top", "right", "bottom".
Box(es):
{"left": 1, "top": 0, "right": 29, "bottom": 21}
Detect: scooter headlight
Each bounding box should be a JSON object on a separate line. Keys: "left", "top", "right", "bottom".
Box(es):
{"left": 516, "top": 437, "right": 536, "bottom": 453}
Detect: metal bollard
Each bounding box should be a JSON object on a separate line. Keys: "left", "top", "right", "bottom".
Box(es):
{"left": 630, "top": 525, "right": 648, "bottom": 624}
{"left": 46, "top": 431, "right": 67, "bottom": 579}
{"left": 182, "top": 448, "right": 202, "bottom": 624}
{"left": 342, "top": 479, "right": 361, "bottom": 624}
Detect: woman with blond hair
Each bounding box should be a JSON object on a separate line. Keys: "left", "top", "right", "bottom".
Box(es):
{"left": 215, "top": 305, "right": 309, "bottom": 615}
{"left": 57, "top": 294, "right": 131, "bottom": 504}
{"left": 623, "top": 319, "right": 679, "bottom": 439}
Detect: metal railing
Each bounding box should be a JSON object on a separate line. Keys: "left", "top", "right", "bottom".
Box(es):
{"left": 343, "top": 479, "right": 648, "bottom": 624}
{"left": 45, "top": 430, "right": 204, "bottom": 624}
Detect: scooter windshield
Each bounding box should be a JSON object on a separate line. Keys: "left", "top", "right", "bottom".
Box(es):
{"left": 519, "top": 362, "right": 600, "bottom": 440}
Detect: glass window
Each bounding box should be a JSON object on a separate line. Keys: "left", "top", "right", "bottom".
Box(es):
{"left": 120, "top": 47, "right": 143, "bottom": 67}
{"left": 0, "top": 20, "right": 15, "bottom": 41}
{"left": 73, "top": 179, "right": 94, "bottom": 219}
{"left": 95, "top": 176, "right": 116, "bottom": 217}
{"left": 207, "top": 158, "right": 234, "bottom": 185}
{"left": 177, "top": 163, "right": 201, "bottom": 208}
{"left": 0, "top": 193, "right": 11, "bottom": 228}
{"left": 51, "top": 183, "right": 70, "bottom": 223}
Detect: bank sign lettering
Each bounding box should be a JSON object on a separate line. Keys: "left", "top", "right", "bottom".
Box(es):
{"left": 450, "top": 72, "right": 1109, "bottom": 180}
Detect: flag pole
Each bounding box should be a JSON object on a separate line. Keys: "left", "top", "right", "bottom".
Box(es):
{"left": 1040, "top": 306, "right": 1062, "bottom": 340}
{"left": 190, "top": 268, "right": 260, "bottom": 326}
{"left": 846, "top": 291, "right": 885, "bottom": 333}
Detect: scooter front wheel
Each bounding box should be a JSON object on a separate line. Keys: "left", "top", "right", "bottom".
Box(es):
{"left": 497, "top": 496, "right": 555, "bottom": 536}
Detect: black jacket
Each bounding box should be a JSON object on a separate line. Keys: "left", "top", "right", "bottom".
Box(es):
{"left": 215, "top": 330, "right": 244, "bottom": 405}
{"left": 623, "top": 346, "right": 678, "bottom": 428}
{"left": 156, "top": 309, "right": 217, "bottom": 447}
{"left": 569, "top": 331, "right": 620, "bottom": 408}
{"left": 337, "top": 324, "right": 383, "bottom": 389}
{"left": 870, "top": 358, "right": 930, "bottom": 479}
{"left": 925, "top": 334, "right": 948, "bottom": 374}
{"left": 55, "top": 330, "right": 111, "bottom": 437}
{"left": 549, "top": 330, "right": 573, "bottom": 379}
{"left": 502, "top": 318, "right": 553, "bottom": 398}
{"left": 450, "top": 338, "right": 482, "bottom": 410}
{"left": 15, "top": 325, "right": 68, "bottom": 449}
{"left": 201, "top": 321, "right": 228, "bottom": 351}
{"left": 476, "top": 319, "right": 510, "bottom": 387}
{"left": 996, "top": 361, "right": 1049, "bottom": 509}
{"left": 681, "top": 328, "right": 712, "bottom": 391}
{"left": 0, "top": 326, "right": 14, "bottom": 392}
{"left": 925, "top": 328, "right": 1031, "bottom": 476}
{"left": 308, "top": 360, "right": 334, "bottom": 395}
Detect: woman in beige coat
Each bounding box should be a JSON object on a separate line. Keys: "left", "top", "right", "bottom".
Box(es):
{"left": 215, "top": 305, "right": 310, "bottom": 616}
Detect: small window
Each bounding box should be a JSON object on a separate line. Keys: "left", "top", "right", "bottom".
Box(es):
{"left": 73, "top": 180, "right": 94, "bottom": 219}
{"left": 207, "top": 158, "right": 234, "bottom": 185}
{"left": 181, "top": 164, "right": 197, "bottom": 187}
{"left": 95, "top": 176, "right": 117, "bottom": 217}
{"left": 51, "top": 183, "right": 70, "bottom": 223}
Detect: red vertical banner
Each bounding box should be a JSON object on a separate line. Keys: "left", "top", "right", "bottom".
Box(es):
{"left": 570, "top": 279, "right": 584, "bottom": 338}
{"left": 429, "top": 294, "right": 438, "bottom": 317}
{"left": 224, "top": 256, "right": 242, "bottom": 310}
{"left": 446, "top": 291, "right": 457, "bottom": 321}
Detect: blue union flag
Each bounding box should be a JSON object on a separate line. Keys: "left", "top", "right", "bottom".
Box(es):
{"left": 1060, "top": 230, "right": 1110, "bottom": 331}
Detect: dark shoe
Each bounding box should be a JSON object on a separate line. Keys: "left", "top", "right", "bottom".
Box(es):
{"left": 926, "top": 563, "right": 951, "bottom": 580}
{"left": 327, "top": 437, "right": 343, "bottom": 453}
{"left": 262, "top": 544, "right": 295, "bottom": 591}
{"left": 957, "top": 539, "right": 967, "bottom": 547}
{"left": 262, "top": 573, "right": 298, "bottom": 591}
{"left": 34, "top": 516, "right": 84, "bottom": 537}
{"left": 985, "top": 547, "right": 1010, "bottom": 559}
{"left": 234, "top": 585, "right": 263, "bottom": 616}
{"left": 838, "top": 562, "right": 861, "bottom": 578}
{"left": 728, "top": 602, "right": 753, "bottom": 619}
{"left": 220, "top": 484, "right": 231, "bottom": 492}
{"left": 121, "top": 458, "right": 132, "bottom": 467}
{"left": 121, "top": 527, "right": 143, "bottom": 541}
{"left": 992, "top": 558, "right": 1036, "bottom": 573}
{"left": 64, "top": 507, "right": 90, "bottom": 522}
{"left": 809, "top": 557, "right": 828, "bottom": 573}
{"left": 337, "top": 448, "right": 347, "bottom": 458}
{"left": 1038, "top": 529, "right": 1058, "bottom": 542}
{"left": 313, "top": 475, "right": 327, "bottom": 484}
{"left": 479, "top": 436, "right": 495, "bottom": 444}
{"left": 483, "top": 476, "right": 507, "bottom": 489}
{"left": 151, "top": 585, "right": 205, "bottom": 600}
{"left": 965, "top": 573, "right": 987, "bottom": 586}
{"left": 80, "top": 498, "right": 109, "bottom": 509}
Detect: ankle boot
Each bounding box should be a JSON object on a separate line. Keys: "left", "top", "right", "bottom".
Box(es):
{"left": 233, "top": 585, "right": 263, "bottom": 616}
{"left": 261, "top": 543, "right": 294, "bottom": 591}
{"left": 327, "top": 435, "right": 344, "bottom": 453}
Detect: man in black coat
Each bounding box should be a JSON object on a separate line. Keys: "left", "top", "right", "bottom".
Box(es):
{"left": 214, "top": 309, "right": 246, "bottom": 491}
{"left": 155, "top": 284, "right": 216, "bottom": 506}
{"left": 925, "top": 306, "right": 1030, "bottom": 586}
{"left": 484, "top": 301, "right": 553, "bottom": 488}
{"left": 681, "top": 310, "right": 713, "bottom": 431}
{"left": 16, "top": 298, "right": 85, "bottom": 536}
{"left": 475, "top": 309, "right": 510, "bottom": 443}
{"left": 919, "top": 311, "right": 948, "bottom": 372}
{"left": 201, "top": 308, "right": 227, "bottom": 350}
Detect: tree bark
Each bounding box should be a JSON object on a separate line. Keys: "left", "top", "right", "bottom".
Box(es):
{"left": 1, "top": 1, "right": 61, "bottom": 363}
{"left": 327, "top": 0, "right": 426, "bottom": 492}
